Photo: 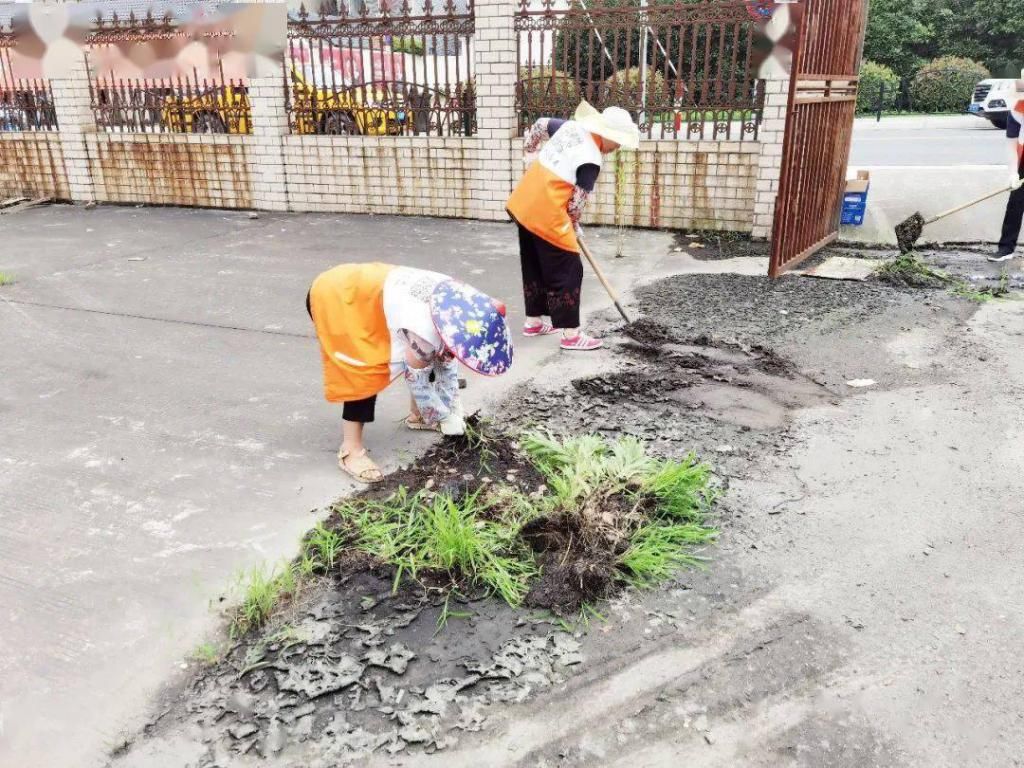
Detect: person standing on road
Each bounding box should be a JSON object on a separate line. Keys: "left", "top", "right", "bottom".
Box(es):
{"left": 507, "top": 101, "right": 639, "bottom": 350}
{"left": 306, "top": 263, "right": 512, "bottom": 483}
{"left": 991, "top": 80, "right": 1024, "bottom": 262}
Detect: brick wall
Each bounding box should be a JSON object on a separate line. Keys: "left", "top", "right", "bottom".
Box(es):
{"left": 22, "top": 0, "right": 787, "bottom": 238}
{"left": 282, "top": 135, "right": 491, "bottom": 218}
{"left": 87, "top": 134, "right": 254, "bottom": 209}
{"left": 510, "top": 137, "right": 759, "bottom": 232}
{"left": 0, "top": 133, "right": 69, "bottom": 200}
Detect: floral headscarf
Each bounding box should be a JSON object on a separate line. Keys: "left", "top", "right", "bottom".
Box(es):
{"left": 430, "top": 280, "right": 513, "bottom": 376}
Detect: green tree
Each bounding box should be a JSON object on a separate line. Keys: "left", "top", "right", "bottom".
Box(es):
{"left": 863, "top": 0, "right": 932, "bottom": 79}
{"left": 930, "top": 0, "right": 1024, "bottom": 77}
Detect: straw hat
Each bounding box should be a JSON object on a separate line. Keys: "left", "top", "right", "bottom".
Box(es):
{"left": 574, "top": 100, "right": 640, "bottom": 150}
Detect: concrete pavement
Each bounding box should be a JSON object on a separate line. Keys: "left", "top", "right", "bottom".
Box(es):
{"left": 0, "top": 205, "right": 677, "bottom": 768}
{"left": 844, "top": 115, "right": 1010, "bottom": 246}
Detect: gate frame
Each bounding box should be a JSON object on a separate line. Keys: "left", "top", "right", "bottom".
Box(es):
{"left": 768, "top": 0, "right": 870, "bottom": 278}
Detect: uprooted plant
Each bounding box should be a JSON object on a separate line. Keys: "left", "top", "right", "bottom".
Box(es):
{"left": 873, "top": 253, "right": 952, "bottom": 288}
{"left": 227, "top": 428, "right": 718, "bottom": 632}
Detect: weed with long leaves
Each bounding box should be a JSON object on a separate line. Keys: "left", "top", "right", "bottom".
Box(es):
{"left": 619, "top": 523, "right": 715, "bottom": 587}
{"left": 231, "top": 561, "right": 301, "bottom": 637}
{"left": 306, "top": 522, "right": 343, "bottom": 571}
{"left": 340, "top": 489, "right": 537, "bottom": 606}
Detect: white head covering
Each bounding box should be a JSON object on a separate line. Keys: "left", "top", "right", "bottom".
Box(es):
{"left": 574, "top": 100, "right": 640, "bottom": 151}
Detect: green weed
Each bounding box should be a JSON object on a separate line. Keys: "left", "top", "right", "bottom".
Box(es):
{"left": 192, "top": 641, "right": 222, "bottom": 665}
{"left": 952, "top": 270, "right": 1011, "bottom": 303}
{"left": 435, "top": 591, "right": 473, "bottom": 634}
{"left": 524, "top": 431, "right": 718, "bottom": 593}
{"left": 464, "top": 418, "right": 497, "bottom": 473}
{"left": 874, "top": 254, "right": 951, "bottom": 288}
{"left": 340, "top": 489, "right": 537, "bottom": 606}
{"left": 0, "top": 272, "right": 13, "bottom": 286}
{"left": 297, "top": 552, "right": 321, "bottom": 577}
{"left": 619, "top": 523, "right": 716, "bottom": 587}
{"left": 231, "top": 560, "right": 301, "bottom": 637}
{"left": 642, "top": 454, "right": 718, "bottom": 523}
{"left": 306, "top": 522, "right": 343, "bottom": 571}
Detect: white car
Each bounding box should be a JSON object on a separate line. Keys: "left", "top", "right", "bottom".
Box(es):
{"left": 968, "top": 78, "right": 1016, "bottom": 129}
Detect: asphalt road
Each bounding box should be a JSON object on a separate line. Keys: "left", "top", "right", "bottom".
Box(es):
{"left": 849, "top": 114, "right": 1007, "bottom": 167}
{"left": 845, "top": 115, "right": 1012, "bottom": 245}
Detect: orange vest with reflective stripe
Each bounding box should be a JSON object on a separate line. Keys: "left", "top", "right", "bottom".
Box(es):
{"left": 507, "top": 121, "right": 603, "bottom": 253}
{"left": 309, "top": 262, "right": 395, "bottom": 403}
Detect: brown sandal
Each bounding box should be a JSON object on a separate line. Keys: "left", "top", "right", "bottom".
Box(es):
{"left": 405, "top": 415, "right": 440, "bottom": 432}
{"left": 338, "top": 448, "right": 383, "bottom": 483}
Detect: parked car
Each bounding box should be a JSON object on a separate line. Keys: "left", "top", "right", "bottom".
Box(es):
{"left": 288, "top": 67, "right": 406, "bottom": 136}
{"left": 968, "top": 78, "right": 1016, "bottom": 129}
{"left": 161, "top": 84, "right": 251, "bottom": 134}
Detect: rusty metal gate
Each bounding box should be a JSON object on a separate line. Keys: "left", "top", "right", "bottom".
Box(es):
{"left": 768, "top": 0, "right": 869, "bottom": 278}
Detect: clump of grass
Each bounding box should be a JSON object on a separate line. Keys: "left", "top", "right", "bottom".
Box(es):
{"left": 521, "top": 431, "right": 717, "bottom": 596}
{"left": 522, "top": 432, "right": 654, "bottom": 509}
{"left": 231, "top": 560, "right": 302, "bottom": 637}
{"left": 306, "top": 522, "right": 343, "bottom": 571}
{"left": 192, "top": 641, "right": 222, "bottom": 666}
{"left": 0, "top": 271, "right": 14, "bottom": 286}
{"left": 339, "top": 488, "right": 538, "bottom": 606}
{"left": 874, "top": 253, "right": 951, "bottom": 288}
{"left": 619, "top": 523, "right": 711, "bottom": 587}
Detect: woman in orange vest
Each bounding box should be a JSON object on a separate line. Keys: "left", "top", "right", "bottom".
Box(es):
{"left": 306, "top": 263, "right": 512, "bottom": 483}
{"left": 507, "top": 101, "right": 639, "bottom": 351}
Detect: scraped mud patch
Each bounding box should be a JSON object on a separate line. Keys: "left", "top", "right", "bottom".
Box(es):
{"left": 504, "top": 321, "right": 833, "bottom": 470}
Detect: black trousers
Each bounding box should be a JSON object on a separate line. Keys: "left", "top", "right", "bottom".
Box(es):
{"left": 307, "top": 287, "right": 377, "bottom": 423}
{"left": 517, "top": 223, "right": 584, "bottom": 329}
{"left": 1000, "top": 164, "right": 1024, "bottom": 251}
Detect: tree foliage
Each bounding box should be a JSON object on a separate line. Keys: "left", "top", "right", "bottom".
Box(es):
{"left": 865, "top": 0, "right": 1024, "bottom": 80}
{"left": 910, "top": 56, "right": 990, "bottom": 113}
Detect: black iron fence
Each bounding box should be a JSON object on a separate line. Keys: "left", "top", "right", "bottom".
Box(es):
{"left": 87, "top": 13, "right": 251, "bottom": 134}
{"left": 1, "top": 35, "right": 58, "bottom": 131}
{"left": 285, "top": 1, "right": 476, "bottom": 137}
{"left": 515, "top": 0, "right": 765, "bottom": 141}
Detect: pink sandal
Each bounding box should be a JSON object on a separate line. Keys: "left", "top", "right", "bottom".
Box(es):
{"left": 523, "top": 321, "right": 559, "bottom": 337}
{"left": 560, "top": 333, "right": 603, "bottom": 351}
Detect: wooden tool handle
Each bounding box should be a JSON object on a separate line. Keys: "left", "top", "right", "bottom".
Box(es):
{"left": 925, "top": 185, "right": 1012, "bottom": 226}
{"left": 578, "top": 239, "right": 633, "bottom": 324}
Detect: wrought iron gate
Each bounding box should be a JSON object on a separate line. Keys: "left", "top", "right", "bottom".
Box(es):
{"left": 769, "top": 0, "right": 869, "bottom": 278}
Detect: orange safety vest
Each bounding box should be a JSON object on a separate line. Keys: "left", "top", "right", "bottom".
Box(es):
{"left": 507, "top": 121, "right": 603, "bottom": 253}
{"left": 309, "top": 262, "right": 395, "bottom": 403}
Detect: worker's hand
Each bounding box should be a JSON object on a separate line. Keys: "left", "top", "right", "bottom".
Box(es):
{"left": 574, "top": 223, "right": 584, "bottom": 241}
{"left": 440, "top": 413, "right": 466, "bottom": 437}
{"left": 1010, "top": 172, "right": 1024, "bottom": 191}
